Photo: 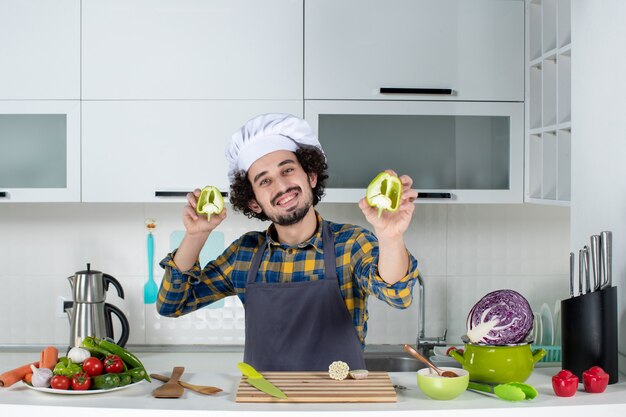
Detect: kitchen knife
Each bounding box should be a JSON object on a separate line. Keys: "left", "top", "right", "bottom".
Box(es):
{"left": 600, "top": 231, "right": 612, "bottom": 289}
{"left": 569, "top": 252, "right": 575, "bottom": 297}
{"left": 583, "top": 246, "right": 591, "bottom": 294}
{"left": 237, "top": 362, "right": 288, "bottom": 399}
{"left": 578, "top": 249, "right": 584, "bottom": 296}
{"left": 590, "top": 235, "right": 602, "bottom": 291}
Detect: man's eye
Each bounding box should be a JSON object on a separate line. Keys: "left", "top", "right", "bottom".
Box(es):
{"left": 260, "top": 178, "right": 270, "bottom": 186}
{"left": 284, "top": 168, "right": 294, "bottom": 174}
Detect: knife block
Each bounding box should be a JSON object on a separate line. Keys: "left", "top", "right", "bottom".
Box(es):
{"left": 561, "top": 286, "right": 618, "bottom": 384}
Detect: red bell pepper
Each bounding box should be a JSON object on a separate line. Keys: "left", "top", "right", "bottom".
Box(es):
{"left": 552, "top": 369, "right": 579, "bottom": 397}
{"left": 582, "top": 366, "right": 609, "bottom": 393}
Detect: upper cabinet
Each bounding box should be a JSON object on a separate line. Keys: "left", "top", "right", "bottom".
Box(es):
{"left": 81, "top": 0, "right": 303, "bottom": 100}
{"left": 305, "top": 0, "right": 524, "bottom": 102}
{"left": 0, "top": 0, "right": 80, "bottom": 99}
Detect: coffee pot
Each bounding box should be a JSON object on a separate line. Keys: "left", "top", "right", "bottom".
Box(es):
{"left": 64, "top": 263, "right": 130, "bottom": 348}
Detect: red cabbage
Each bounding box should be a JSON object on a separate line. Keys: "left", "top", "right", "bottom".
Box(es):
{"left": 466, "top": 289, "right": 533, "bottom": 345}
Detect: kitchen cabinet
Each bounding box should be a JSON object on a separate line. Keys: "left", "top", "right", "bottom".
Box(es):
{"left": 81, "top": 100, "right": 302, "bottom": 202}
{"left": 525, "top": 0, "right": 572, "bottom": 205}
{"left": 305, "top": 100, "right": 524, "bottom": 204}
{"left": 0, "top": 0, "right": 80, "bottom": 99}
{"left": 305, "top": 0, "right": 524, "bottom": 102}
{"left": 0, "top": 101, "right": 81, "bottom": 202}
{"left": 81, "top": 0, "right": 302, "bottom": 100}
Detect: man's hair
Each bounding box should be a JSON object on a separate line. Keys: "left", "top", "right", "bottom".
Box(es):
{"left": 229, "top": 146, "right": 328, "bottom": 221}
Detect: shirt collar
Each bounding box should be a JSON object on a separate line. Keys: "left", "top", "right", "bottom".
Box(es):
{"left": 265, "top": 211, "right": 325, "bottom": 254}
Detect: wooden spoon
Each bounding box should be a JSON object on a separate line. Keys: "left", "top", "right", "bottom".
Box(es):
{"left": 150, "top": 373, "right": 222, "bottom": 395}
{"left": 403, "top": 344, "right": 459, "bottom": 378}
{"left": 152, "top": 366, "right": 185, "bottom": 398}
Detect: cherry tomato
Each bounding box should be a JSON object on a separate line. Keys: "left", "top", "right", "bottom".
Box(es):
{"left": 71, "top": 372, "right": 92, "bottom": 391}
{"left": 552, "top": 369, "right": 579, "bottom": 397}
{"left": 50, "top": 375, "right": 71, "bottom": 390}
{"left": 582, "top": 366, "right": 609, "bottom": 393}
{"left": 82, "top": 357, "right": 104, "bottom": 377}
{"left": 104, "top": 354, "right": 124, "bottom": 374}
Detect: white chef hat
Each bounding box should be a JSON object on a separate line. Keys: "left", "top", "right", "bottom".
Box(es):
{"left": 225, "top": 113, "right": 324, "bottom": 181}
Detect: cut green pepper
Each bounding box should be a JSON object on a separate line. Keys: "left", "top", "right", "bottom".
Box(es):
{"left": 196, "top": 186, "right": 225, "bottom": 218}
{"left": 366, "top": 172, "right": 403, "bottom": 217}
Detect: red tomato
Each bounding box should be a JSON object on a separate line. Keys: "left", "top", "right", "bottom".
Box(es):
{"left": 71, "top": 372, "right": 92, "bottom": 391}
{"left": 582, "top": 366, "right": 609, "bottom": 393}
{"left": 82, "top": 357, "right": 104, "bottom": 377}
{"left": 104, "top": 354, "right": 124, "bottom": 374}
{"left": 50, "top": 375, "right": 71, "bottom": 390}
{"left": 551, "top": 369, "right": 579, "bottom": 397}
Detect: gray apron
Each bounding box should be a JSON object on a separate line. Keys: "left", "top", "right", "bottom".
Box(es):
{"left": 243, "top": 220, "right": 366, "bottom": 371}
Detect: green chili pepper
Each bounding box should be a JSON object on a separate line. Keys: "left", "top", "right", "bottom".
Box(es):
{"left": 88, "top": 337, "right": 150, "bottom": 382}
{"left": 124, "top": 367, "right": 148, "bottom": 383}
{"left": 195, "top": 185, "right": 225, "bottom": 218}
{"left": 366, "top": 172, "right": 403, "bottom": 217}
{"left": 92, "top": 373, "right": 121, "bottom": 390}
{"left": 81, "top": 337, "right": 113, "bottom": 358}
{"left": 52, "top": 358, "right": 83, "bottom": 377}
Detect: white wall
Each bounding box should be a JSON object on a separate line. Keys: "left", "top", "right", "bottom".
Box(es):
{"left": 0, "top": 202, "right": 568, "bottom": 347}
{"left": 571, "top": 0, "right": 626, "bottom": 371}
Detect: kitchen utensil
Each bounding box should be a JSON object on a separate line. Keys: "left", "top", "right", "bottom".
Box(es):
{"left": 143, "top": 219, "right": 158, "bottom": 304}
{"left": 578, "top": 249, "right": 584, "bottom": 296}
{"left": 600, "top": 231, "right": 612, "bottom": 289}
{"left": 238, "top": 362, "right": 288, "bottom": 399}
{"left": 403, "top": 344, "right": 458, "bottom": 377}
{"left": 417, "top": 367, "right": 469, "bottom": 400}
{"left": 569, "top": 252, "right": 575, "bottom": 297}
{"left": 561, "top": 286, "right": 619, "bottom": 384}
{"left": 64, "top": 263, "right": 130, "bottom": 348}
{"left": 449, "top": 343, "right": 546, "bottom": 384}
{"left": 583, "top": 246, "right": 591, "bottom": 294}
{"left": 235, "top": 371, "right": 396, "bottom": 403}
{"left": 467, "top": 381, "right": 537, "bottom": 402}
{"left": 590, "top": 235, "right": 601, "bottom": 291}
{"left": 153, "top": 366, "right": 185, "bottom": 398}
{"left": 150, "top": 373, "right": 222, "bottom": 395}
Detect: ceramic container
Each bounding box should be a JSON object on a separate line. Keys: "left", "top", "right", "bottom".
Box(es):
{"left": 417, "top": 367, "right": 469, "bottom": 400}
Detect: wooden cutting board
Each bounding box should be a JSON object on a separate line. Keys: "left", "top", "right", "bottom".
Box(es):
{"left": 235, "top": 371, "right": 397, "bottom": 403}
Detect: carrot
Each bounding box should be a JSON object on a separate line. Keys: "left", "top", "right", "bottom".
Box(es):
{"left": 0, "top": 361, "right": 39, "bottom": 388}
{"left": 23, "top": 373, "right": 33, "bottom": 384}
{"left": 40, "top": 346, "right": 59, "bottom": 371}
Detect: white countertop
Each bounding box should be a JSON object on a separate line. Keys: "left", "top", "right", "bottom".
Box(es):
{"left": 1, "top": 349, "right": 625, "bottom": 416}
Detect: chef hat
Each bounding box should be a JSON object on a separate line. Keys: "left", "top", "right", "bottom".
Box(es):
{"left": 225, "top": 113, "right": 324, "bottom": 181}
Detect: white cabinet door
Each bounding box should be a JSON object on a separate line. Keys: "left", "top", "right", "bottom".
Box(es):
{"left": 0, "top": 0, "right": 80, "bottom": 99}
{"left": 82, "top": 0, "right": 303, "bottom": 100}
{"left": 0, "top": 101, "right": 81, "bottom": 202}
{"left": 305, "top": 100, "right": 524, "bottom": 204}
{"left": 82, "top": 100, "right": 303, "bottom": 202}
{"left": 305, "top": 0, "right": 524, "bottom": 102}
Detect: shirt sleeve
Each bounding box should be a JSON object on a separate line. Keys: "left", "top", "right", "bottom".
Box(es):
{"left": 156, "top": 236, "right": 240, "bottom": 317}
{"left": 350, "top": 230, "right": 419, "bottom": 308}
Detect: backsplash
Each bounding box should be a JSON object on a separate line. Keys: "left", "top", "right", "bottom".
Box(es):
{"left": 0, "top": 203, "right": 569, "bottom": 347}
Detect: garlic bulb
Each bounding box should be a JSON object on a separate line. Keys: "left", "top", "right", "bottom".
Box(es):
{"left": 328, "top": 361, "right": 350, "bottom": 381}
{"left": 67, "top": 346, "right": 91, "bottom": 364}
{"left": 30, "top": 364, "right": 53, "bottom": 388}
{"left": 349, "top": 369, "right": 369, "bottom": 380}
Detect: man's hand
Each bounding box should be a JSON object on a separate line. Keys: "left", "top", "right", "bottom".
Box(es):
{"left": 358, "top": 170, "right": 417, "bottom": 239}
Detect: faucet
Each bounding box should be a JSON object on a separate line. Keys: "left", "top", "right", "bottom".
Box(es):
{"left": 415, "top": 274, "right": 447, "bottom": 356}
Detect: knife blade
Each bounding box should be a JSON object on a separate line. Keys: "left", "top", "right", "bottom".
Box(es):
{"left": 237, "top": 362, "right": 288, "bottom": 399}
{"left": 590, "top": 235, "right": 601, "bottom": 291}
{"left": 578, "top": 249, "right": 584, "bottom": 296}
{"left": 583, "top": 246, "right": 591, "bottom": 294}
{"left": 600, "top": 231, "right": 612, "bottom": 289}
{"left": 569, "top": 252, "right": 575, "bottom": 297}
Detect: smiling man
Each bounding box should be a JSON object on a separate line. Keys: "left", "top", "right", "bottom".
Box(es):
{"left": 157, "top": 113, "right": 420, "bottom": 371}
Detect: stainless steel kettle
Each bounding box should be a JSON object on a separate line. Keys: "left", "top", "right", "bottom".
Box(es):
{"left": 64, "top": 263, "right": 130, "bottom": 348}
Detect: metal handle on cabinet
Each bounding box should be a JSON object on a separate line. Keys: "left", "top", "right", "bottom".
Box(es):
{"left": 0, "top": 191, "right": 6, "bottom": 198}
{"left": 155, "top": 190, "right": 228, "bottom": 197}
{"left": 416, "top": 193, "right": 452, "bottom": 199}
{"left": 380, "top": 87, "right": 454, "bottom": 95}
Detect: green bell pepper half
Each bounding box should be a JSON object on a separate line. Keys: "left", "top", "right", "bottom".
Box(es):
{"left": 366, "top": 172, "right": 403, "bottom": 217}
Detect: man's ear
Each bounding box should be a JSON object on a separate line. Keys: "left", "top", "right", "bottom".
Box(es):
{"left": 248, "top": 199, "right": 263, "bottom": 214}
{"left": 308, "top": 172, "right": 318, "bottom": 188}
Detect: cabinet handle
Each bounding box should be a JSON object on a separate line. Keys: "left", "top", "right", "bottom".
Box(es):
{"left": 380, "top": 88, "right": 454, "bottom": 95}
{"left": 416, "top": 193, "right": 452, "bottom": 199}
{"left": 0, "top": 191, "right": 6, "bottom": 198}
{"left": 155, "top": 191, "right": 228, "bottom": 197}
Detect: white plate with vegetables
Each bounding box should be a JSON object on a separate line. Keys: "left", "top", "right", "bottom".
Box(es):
{"left": 23, "top": 379, "right": 144, "bottom": 395}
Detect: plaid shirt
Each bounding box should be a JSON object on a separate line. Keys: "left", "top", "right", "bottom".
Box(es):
{"left": 157, "top": 213, "right": 419, "bottom": 346}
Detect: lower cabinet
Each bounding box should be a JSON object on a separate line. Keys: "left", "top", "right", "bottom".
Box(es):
{"left": 81, "top": 100, "right": 303, "bottom": 202}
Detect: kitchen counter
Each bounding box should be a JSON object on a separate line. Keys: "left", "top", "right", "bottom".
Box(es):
{"left": 1, "top": 349, "right": 625, "bottom": 416}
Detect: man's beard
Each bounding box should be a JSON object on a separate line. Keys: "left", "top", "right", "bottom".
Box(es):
{"left": 264, "top": 186, "right": 313, "bottom": 226}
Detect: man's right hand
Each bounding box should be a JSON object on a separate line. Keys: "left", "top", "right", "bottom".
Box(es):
{"left": 182, "top": 188, "right": 227, "bottom": 236}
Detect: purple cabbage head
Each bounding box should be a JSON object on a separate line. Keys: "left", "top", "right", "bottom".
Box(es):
{"left": 466, "top": 289, "right": 533, "bottom": 345}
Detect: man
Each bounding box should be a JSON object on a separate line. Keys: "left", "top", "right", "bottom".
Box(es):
{"left": 157, "top": 113, "right": 419, "bottom": 371}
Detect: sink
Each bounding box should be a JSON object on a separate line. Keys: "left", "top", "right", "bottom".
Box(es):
{"left": 363, "top": 352, "right": 427, "bottom": 372}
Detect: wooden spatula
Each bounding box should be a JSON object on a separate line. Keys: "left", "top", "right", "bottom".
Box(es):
{"left": 153, "top": 366, "right": 185, "bottom": 398}
{"left": 150, "top": 373, "right": 222, "bottom": 395}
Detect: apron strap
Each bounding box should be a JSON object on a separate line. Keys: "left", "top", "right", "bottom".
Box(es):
{"left": 246, "top": 220, "right": 337, "bottom": 284}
